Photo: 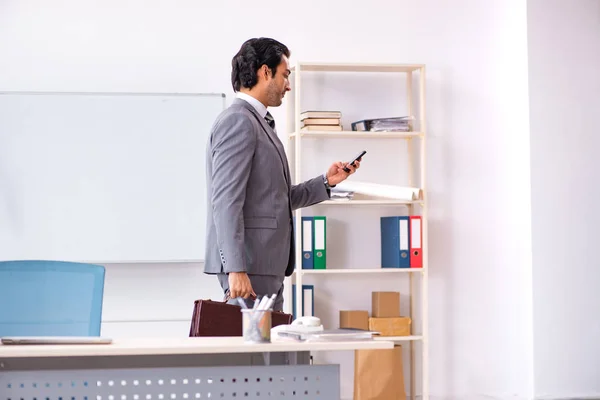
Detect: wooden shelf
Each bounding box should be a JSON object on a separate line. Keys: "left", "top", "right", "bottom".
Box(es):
{"left": 295, "top": 268, "right": 423, "bottom": 275}
{"left": 289, "top": 130, "right": 423, "bottom": 139}
{"left": 373, "top": 335, "right": 423, "bottom": 343}
{"left": 292, "top": 62, "right": 424, "bottom": 73}
{"left": 318, "top": 199, "right": 421, "bottom": 206}
{"left": 285, "top": 61, "right": 429, "bottom": 399}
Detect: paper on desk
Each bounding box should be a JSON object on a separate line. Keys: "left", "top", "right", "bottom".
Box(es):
{"left": 305, "top": 329, "right": 375, "bottom": 342}
{"left": 335, "top": 181, "right": 422, "bottom": 201}
{"left": 275, "top": 328, "right": 375, "bottom": 342}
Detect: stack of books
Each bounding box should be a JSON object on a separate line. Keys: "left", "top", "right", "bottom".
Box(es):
{"left": 300, "top": 110, "right": 343, "bottom": 131}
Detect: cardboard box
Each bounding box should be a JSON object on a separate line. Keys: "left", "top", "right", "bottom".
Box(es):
{"left": 339, "top": 310, "right": 369, "bottom": 330}
{"left": 354, "top": 345, "right": 406, "bottom": 400}
{"left": 372, "top": 291, "right": 400, "bottom": 317}
{"left": 369, "top": 317, "right": 411, "bottom": 336}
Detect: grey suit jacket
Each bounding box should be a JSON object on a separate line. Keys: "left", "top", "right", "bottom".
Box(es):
{"left": 204, "top": 98, "right": 330, "bottom": 277}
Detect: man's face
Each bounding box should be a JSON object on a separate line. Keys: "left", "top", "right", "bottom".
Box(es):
{"left": 265, "top": 56, "right": 291, "bottom": 107}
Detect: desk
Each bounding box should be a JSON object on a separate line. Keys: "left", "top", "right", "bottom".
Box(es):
{"left": 0, "top": 337, "right": 393, "bottom": 399}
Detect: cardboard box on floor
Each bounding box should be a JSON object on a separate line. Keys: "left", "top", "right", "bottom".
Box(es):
{"left": 354, "top": 345, "right": 406, "bottom": 400}
{"left": 340, "top": 292, "right": 408, "bottom": 398}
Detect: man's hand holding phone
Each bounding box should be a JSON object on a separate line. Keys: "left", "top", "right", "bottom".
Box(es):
{"left": 343, "top": 150, "right": 366, "bottom": 173}
{"left": 325, "top": 150, "right": 366, "bottom": 186}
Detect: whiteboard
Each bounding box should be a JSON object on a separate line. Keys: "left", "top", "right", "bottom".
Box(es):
{"left": 0, "top": 91, "right": 226, "bottom": 263}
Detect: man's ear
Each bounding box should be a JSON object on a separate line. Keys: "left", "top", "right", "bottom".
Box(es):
{"left": 262, "top": 65, "right": 272, "bottom": 80}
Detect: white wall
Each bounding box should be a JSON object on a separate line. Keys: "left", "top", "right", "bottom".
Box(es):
{"left": 527, "top": 1, "right": 600, "bottom": 399}
{"left": 0, "top": 1, "right": 534, "bottom": 399}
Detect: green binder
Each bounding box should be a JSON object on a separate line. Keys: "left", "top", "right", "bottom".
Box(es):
{"left": 313, "top": 216, "right": 326, "bottom": 269}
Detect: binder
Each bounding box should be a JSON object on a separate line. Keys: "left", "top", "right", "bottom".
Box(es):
{"left": 313, "top": 216, "right": 326, "bottom": 269}
{"left": 380, "top": 216, "right": 410, "bottom": 268}
{"left": 301, "top": 217, "right": 314, "bottom": 269}
{"left": 410, "top": 216, "right": 423, "bottom": 268}
{"left": 303, "top": 285, "right": 314, "bottom": 316}
{"left": 292, "top": 284, "right": 315, "bottom": 318}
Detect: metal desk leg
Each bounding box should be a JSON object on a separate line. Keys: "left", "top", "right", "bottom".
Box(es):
{"left": 288, "top": 351, "right": 298, "bottom": 365}
{"left": 262, "top": 352, "right": 271, "bottom": 366}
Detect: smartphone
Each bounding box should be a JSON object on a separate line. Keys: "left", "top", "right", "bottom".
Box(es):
{"left": 343, "top": 150, "right": 366, "bottom": 172}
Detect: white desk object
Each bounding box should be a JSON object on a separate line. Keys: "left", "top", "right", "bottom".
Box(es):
{"left": 0, "top": 337, "right": 393, "bottom": 399}
{"left": 1, "top": 336, "right": 113, "bottom": 345}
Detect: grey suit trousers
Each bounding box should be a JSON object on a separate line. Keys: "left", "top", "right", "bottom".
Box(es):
{"left": 217, "top": 273, "right": 285, "bottom": 311}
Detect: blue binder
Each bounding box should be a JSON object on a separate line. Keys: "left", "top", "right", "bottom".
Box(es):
{"left": 380, "top": 216, "right": 411, "bottom": 268}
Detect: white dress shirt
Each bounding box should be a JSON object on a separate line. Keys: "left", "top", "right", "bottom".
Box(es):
{"left": 236, "top": 92, "right": 268, "bottom": 119}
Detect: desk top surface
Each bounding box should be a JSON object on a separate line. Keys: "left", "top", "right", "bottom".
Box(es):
{"left": 0, "top": 337, "right": 394, "bottom": 358}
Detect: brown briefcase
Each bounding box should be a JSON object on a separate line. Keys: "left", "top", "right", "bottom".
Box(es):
{"left": 189, "top": 299, "right": 293, "bottom": 337}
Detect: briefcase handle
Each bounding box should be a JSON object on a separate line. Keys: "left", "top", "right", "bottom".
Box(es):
{"left": 222, "top": 293, "right": 290, "bottom": 316}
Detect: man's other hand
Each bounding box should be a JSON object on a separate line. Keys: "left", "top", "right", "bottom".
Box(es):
{"left": 228, "top": 272, "right": 256, "bottom": 299}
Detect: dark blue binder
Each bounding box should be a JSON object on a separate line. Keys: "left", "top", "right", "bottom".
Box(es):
{"left": 380, "top": 216, "right": 411, "bottom": 268}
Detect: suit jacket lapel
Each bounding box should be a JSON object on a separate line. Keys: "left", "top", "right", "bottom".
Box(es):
{"left": 233, "top": 99, "right": 291, "bottom": 184}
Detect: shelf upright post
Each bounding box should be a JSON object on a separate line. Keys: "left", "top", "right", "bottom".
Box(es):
{"left": 406, "top": 71, "right": 414, "bottom": 189}
{"left": 293, "top": 62, "right": 304, "bottom": 320}
{"left": 403, "top": 68, "right": 417, "bottom": 400}
{"left": 419, "top": 65, "right": 429, "bottom": 400}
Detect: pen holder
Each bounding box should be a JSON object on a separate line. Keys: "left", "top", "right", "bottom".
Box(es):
{"left": 241, "top": 309, "right": 272, "bottom": 343}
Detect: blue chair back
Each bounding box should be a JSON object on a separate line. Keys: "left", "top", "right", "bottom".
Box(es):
{"left": 0, "top": 260, "right": 105, "bottom": 337}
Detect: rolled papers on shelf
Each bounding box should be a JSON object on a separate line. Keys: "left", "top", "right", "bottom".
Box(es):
{"left": 335, "top": 181, "right": 423, "bottom": 201}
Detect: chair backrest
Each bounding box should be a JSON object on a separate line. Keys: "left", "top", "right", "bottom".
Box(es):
{"left": 0, "top": 260, "right": 105, "bottom": 337}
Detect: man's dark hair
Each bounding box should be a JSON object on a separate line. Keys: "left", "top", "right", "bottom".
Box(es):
{"left": 231, "top": 37, "right": 290, "bottom": 91}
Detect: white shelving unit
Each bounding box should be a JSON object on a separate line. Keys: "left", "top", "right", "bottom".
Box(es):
{"left": 283, "top": 62, "right": 428, "bottom": 400}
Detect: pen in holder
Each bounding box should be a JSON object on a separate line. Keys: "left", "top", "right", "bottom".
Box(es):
{"left": 241, "top": 308, "right": 272, "bottom": 343}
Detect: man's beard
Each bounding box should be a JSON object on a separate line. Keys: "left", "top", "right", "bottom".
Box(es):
{"left": 267, "top": 82, "right": 282, "bottom": 106}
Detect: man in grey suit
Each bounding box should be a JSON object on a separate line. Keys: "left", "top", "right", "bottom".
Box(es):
{"left": 204, "top": 38, "right": 361, "bottom": 311}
